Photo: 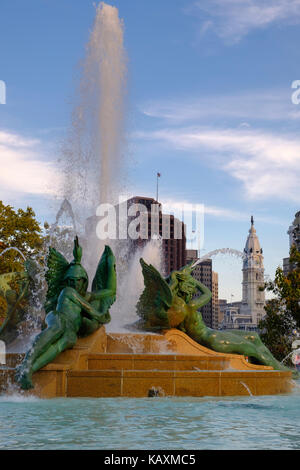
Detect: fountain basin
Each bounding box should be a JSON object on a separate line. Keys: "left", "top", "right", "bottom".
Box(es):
{"left": 0, "top": 328, "right": 292, "bottom": 398}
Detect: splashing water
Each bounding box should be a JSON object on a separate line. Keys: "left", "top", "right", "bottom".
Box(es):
{"left": 107, "top": 238, "right": 164, "bottom": 332}
{"left": 0, "top": 392, "right": 40, "bottom": 402}
{"left": 240, "top": 381, "right": 253, "bottom": 396}
{"left": 191, "top": 248, "right": 245, "bottom": 268}
{"left": 281, "top": 351, "right": 294, "bottom": 364}
{"left": 0, "top": 247, "right": 26, "bottom": 262}
{"left": 60, "top": 2, "right": 127, "bottom": 277}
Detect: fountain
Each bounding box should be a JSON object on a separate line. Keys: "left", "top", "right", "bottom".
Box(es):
{"left": 0, "top": 2, "right": 293, "bottom": 399}
{"left": 0, "top": 237, "right": 293, "bottom": 397}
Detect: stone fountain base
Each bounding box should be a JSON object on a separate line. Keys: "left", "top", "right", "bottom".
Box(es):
{"left": 0, "top": 327, "right": 292, "bottom": 398}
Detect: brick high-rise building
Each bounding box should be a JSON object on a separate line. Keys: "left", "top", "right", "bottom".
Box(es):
{"left": 212, "top": 271, "right": 220, "bottom": 329}
{"left": 125, "top": 196, "right": 186, "bottom": 275}
{"left": 218, "top": 299, "right": 227, "bottom": 326}
{"left": 186, "top": 249, "right": 213, "bottom": 328}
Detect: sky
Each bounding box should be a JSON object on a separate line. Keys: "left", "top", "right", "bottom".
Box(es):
{"left": 0, "top": 0, "right": 299, "bottom": 301}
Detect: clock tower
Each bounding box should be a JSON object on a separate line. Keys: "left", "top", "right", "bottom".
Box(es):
{"left": 240, "top": 216, "right": 265, "bottom": 325}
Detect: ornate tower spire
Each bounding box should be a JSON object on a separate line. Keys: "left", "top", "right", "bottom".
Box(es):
{"left": 241, "top": 216, "right": 265, "bottom": 326}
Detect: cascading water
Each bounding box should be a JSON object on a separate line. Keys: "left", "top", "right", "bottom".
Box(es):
{"left": 0, "top": 247, "right": 46, "bottom": 352}
{"left": 107, "top": 238, "right": 165, "bottom": 332}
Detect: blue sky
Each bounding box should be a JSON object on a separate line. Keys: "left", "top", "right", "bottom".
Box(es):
{"left": 0, "top": 0, "right": 299, "bottom": 300}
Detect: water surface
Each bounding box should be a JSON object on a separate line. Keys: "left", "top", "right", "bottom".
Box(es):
{"left": 0, "top": 382, "right": 300, "bottom": 450}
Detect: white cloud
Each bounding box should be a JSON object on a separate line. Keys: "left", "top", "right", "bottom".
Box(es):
{"left": 141, "top": 89, "right": 298, "bottom": 124}
{"left": 187, "top": 0, "right": 300, "bottom": 44}
{"left": 162, "top": 198, "right": 250, "bottom": 221}
{"left": 0, "top": 129, "right": 60, "bottom": 199}
{"left": 0, "top": 131, "right": 39, "bottom": 148}
{"left": 134, "top": 127, "right": 300, "bottom": 203}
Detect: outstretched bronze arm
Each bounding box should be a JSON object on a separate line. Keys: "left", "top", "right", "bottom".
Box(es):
{"left": 74, "top": 291, "right": 109, "bottom": 323}
{"left": 89, "top": 288, "right": 116, "bottom": 302}
{"left": 55, "top": 287, "right": 108, "bottom": 324}
{"left": 190, "top": 279, "right": 212, "bottom": 310}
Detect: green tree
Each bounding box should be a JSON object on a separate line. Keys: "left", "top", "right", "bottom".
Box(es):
{"left": 265, "top": 245, "right": 300, "bottom": 327}
{"left": 0, "top": 295, "right": 7, "bottom": 325}
{"left": 258, "top": 245, "right": 300, "bottom": 362}
{"left": 0, "top": 201, "right": 43, "bottom": 274}
{"left": 259, "top": 298, "right": 295, "bottom": 364}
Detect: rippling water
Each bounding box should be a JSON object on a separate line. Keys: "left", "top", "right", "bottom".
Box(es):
{"left": 0, "top": 383, "right": 300, "bottom": 450}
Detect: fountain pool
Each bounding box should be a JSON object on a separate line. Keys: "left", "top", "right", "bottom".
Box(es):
{"left": 0, "top": 383, "right": 300, "bottom": 450}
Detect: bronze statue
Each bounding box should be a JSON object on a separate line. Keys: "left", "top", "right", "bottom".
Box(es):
{"left": 136, "top": 259, "right": 287, "bottom": 371}
{"left": 0, "top": 267, "right": 33, "bottom": 345}
{"left": 15, "top": 237, "right": 116, "bottom": 390}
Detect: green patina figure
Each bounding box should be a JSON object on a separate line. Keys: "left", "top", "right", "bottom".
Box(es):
{"left": 0, "top": 263, "right": 36, "bottom": 345}
{"left": 136, "top": 259, "right": 287, "bottom": 371}
{"left": 15, "top": 237, "right": 116, "bottom": 390}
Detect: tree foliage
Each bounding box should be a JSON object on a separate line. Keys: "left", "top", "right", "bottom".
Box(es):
{"left": 258, "top": 245, "right": 300, "bottom": 363}
{"left": 265, "top": 245, "right": 300, "bottom": 327}
{"left": 259, "top": 299, "right": 295, "bottom": 363}
{"left": 0, "top": 201, "right": 43, "bottom": 274}
{"left": 0, "top": 295, "right": 7, "bottom": 325}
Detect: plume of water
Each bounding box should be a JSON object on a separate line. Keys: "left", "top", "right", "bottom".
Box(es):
{"left": 60, "top": 2, "right": 127, "bottom": 276}
{"left": 281, "top": 351, "right": 294, "bottom": 364}
{"left": 191, "top": 248, "right": 245, "bottom": 268}
{"left": 0, "top": 247, "right": 26, "bottom": 262}
{"left": 107, "top": 238, "right": 165, "bottom": 332}
{"left": 240, "top": 381, "right": 253, "bottom": 396}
